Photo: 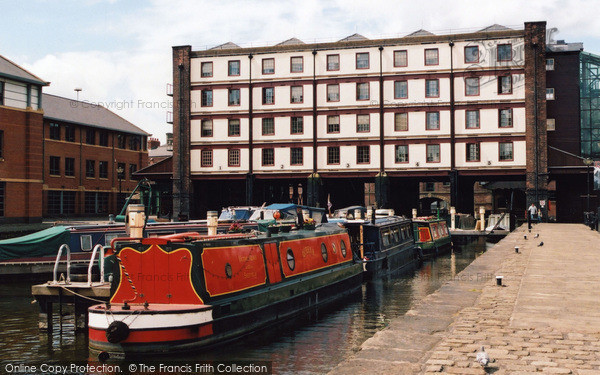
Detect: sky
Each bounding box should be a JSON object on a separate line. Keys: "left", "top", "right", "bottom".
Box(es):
{"left": 2, "top": 0, "right": 600, "bottom": 143}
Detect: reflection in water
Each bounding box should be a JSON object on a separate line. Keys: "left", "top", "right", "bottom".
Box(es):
{"left": 0, "top": 239, "right": 490, "bottom": 374}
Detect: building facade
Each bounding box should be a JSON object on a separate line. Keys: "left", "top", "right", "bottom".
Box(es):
{"left": 42, "top": 94, "right": 149, "bottom": 217}
{"left": 172, "top": 22, "right": 549, "bottom": 219}
{"left": 0, "top": 56, "right": 48, "bottom": 223}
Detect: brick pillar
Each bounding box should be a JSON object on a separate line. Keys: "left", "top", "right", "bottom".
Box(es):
{"left": 172, "top": 46, "right": 191, "bottom": 221}
{"left": 524, "top": 21, "right": 549, "bottom": 220}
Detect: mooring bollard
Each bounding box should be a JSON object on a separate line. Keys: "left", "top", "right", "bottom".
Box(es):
{"left": 207, "top": 211, "right": 218, "bottom": 236}
{"left": 496, "top": 276, "right": 504, "bottom": 286}
{"left": 450, "top": 206, "right": 456, "bottom": 230}
{"left": 479, "top": 206, "right": 485, "bottom": 232}
{"left": 412, "top": 208, "right": 417, "bottom": 219}
{"left": 515, "top": 246, "right": 519, "bottom": 253}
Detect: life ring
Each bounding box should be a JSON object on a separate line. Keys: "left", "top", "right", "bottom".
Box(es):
{"left": 106, "top": 320, "right": 130, "bottom": 343}
{"left": 273, "top": 211, "right": 281, "bottom": 220}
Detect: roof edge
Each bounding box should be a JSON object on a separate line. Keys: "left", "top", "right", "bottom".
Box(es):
{"left": 0, "top": 55, "right": 50, "bottom": 86}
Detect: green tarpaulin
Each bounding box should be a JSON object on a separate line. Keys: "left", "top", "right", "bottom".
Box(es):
{"left": 0, "top": 226, "right": 70, "bottom": 261}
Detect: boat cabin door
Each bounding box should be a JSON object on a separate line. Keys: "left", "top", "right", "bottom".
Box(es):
{"left": 264, "top": 242, "right": 283, "bottom": 284}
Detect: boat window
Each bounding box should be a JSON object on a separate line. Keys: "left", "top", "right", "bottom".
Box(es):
{"left": 80, "top": 235, "right": 92, "bottom": 251}
{"left": 405, "top": 226, "right": 413, "bottom": 239}
{"left": 321, "top": 243, "right": 328, "bottom": 262}
{"left": 430, "top": 223, "right": 439, "bottom": 240}
{"left": 392, "top": 227, "right": 400, "bottom": 242}
{"left": 440, "top": 222, "right": 448, "bottom": 236}
{"left": 225, "top": 263, "right": 233, "bottom": 279}
{"left": 381, "top": 229, "right": 390, "bottom": 247}
{"left": 286, "top": 248, "right": 295, "bottom": 270}
{"left": 340, "top": 240, "right": 347, "bottom": 258}
{"left": 104, "top": 233, "right": 119, "bottom": 247}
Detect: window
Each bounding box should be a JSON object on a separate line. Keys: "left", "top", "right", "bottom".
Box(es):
{"left": 201, "top": 90, "right": 213, "bottom": 106}
{"left": 227, "top": 119, "right": 240, "bottom": 136}
{"left": 426, "top": 144, "right": 440, "bottom": 162}
{"left": 394, "top": 81, "right": 408, "bottom": 99}
{"left": 327, "top": 54, "right": 340, "bottom": 71}
{"left": 201, "top": 62, "right": 213, "bottom": 77}
{"left": 356, "top": 53, "right": 369, "bottom": 69}
{"left": 327, "top": 115, "right": 340, "bottom": 133}
{"left": 49, "top": 156, "right": 60, "bottom": 175}
{"left": 395, "top": 113, "right": 408, "bottom": 131}
{"left": 364, "top": 182, "right": 375, "bottom": 206}
{"left": 201, "top": 149, "right": 212, "bottom": 167}
{"left": 290, "top": 86, "right": 303, "bottom": 103}
{"left": 65, "top": 157, "right": 75, "bottom": 177}
{"left": 228, "top": 149, "right": 240, "bottom": 167}
{"left": 262, "top": 148, "right": 274, "bottom": 166}
{"left": 129, "top": 136, "right": 140, "bottom": 151}
{"left": 466, "top": 110, "right": 480, "bottom": 129}
{"left": 321, "top": 243, "right": 328, "bottom": 262}
{"left": 117, "top": 134, "right": 126, "bottom": 149}
{"left": 262, "top": 87, "right": 274, "bottom": 104}
{"left": 327, "top": 146, "right": 340, "bottom": 164}
{"left": 425, "top": 79, "right": 439, "bottom": 97}
{"left": 465, "top": 46, "right": 479, "bottom": 63}
{"left": 228, "top": 88, "right": 240, "bottom": 105}
{"left": 327, "top": 84, "right": 339, "bottom": 102}
{"left": 262, "top": 58, "right": 274, "bottom": 74}
{"left": 47, "top": 191, "right": 76, "bottom": 215}
{"left": 228, "top": 60, "right": 240, "bottom": 76}
{"left": 498, "top": 75, "right": 512, "bottom": 94}
{"left": 0, "top": 182, "right": 4, "bottom": 216}
{"left": 395, "top": 145, "right": 408, "bottom": 163}
{"left": 99, "top": 131, "right": 109, "bottom": 146}
{"left": 546, "top": 88, "right": 555, "bottom": 100}
{"left": 499, "top": 109, "right": 513, "bottom": 128}
{"left": 356, "top": 82, "right": 369, "bottom": 100}
{"left": 117, "top": 163, "right": 126, "bottom": 179}
{"left": 0, "top": 82, "right": 3, "bottom": 106}
{"left": 465, "top": 77, "right": 480, "bottom": 96}
{"left": 357, "top": 145, "right": 370, "bottom": 164}
{"left": 290, "top": 148, "right": 303, "bottom": 165}
{"left": 291, "top": 117, "right": 303, "bottom": 134}
{"left": 64, "top": 125, "right": 75, "bottom": 142}
{"left": 425, "top": 182, "right": 435, "bottom": 192}
{"left": 425, "top": 48, "right": 439, "bottom": 65}
{"left": 357, "top": 114, "right": 370, "bottom": 132}
{"left": 546, "top": 58, "right": 555, "bottom": 71}
{"left": 49, "top": 123, "right": 60, "bottom": 140}
{"left": 426, "top": 112, "right": 440, "bottom": 130}
{"left": 290, "top": 56, "right": 303, "bottom": 72}
{"left": 129, "top": 164, "right": 137, "bottom": 179}
{"left": 84, "top": 192, "right": 109, "bottom": 214}
{"left": 394, "top": 50, "right": 408, "bottom": 67}
{"left": 201, "top": 119, "right": 213, "bottom": 137}
{"left": 99, "top": 161, "right": 108, "bottom": 179}
{"left": 86, "top": 129, "right": 95, "bottom": 145}
{"left": 497, "top": 44, "right": 512, "bottom": 61}
{"left": 86, "top": 160, "right": 95, "bottom": 178}
{"left": 262, "top": 118, "right": 274, "bottom": 135}
{"left": 547, "top": 118, "right": 556, "bottom": 131}
{"left": 466, "top": 143, "right": 480, "bottom": 162}
{"left": 0, "top": 130, "right": 3, "bottom": 158}
{"left": 499, "top": 142, "right": 513, "bottom": 161}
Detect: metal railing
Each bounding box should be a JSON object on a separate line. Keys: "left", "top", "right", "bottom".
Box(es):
{"left": 87, "top": 244, "right": 105, "bottom": 286}
{"left": 52, "top": 244, "right": 71, "bottom": 285}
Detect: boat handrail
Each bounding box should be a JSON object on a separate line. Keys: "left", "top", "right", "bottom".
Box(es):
{"left": 52, "top": 244, "right": 71, "bottom": 285}
{"left": 87, "top": 244, "right": 105, "bottom": 286}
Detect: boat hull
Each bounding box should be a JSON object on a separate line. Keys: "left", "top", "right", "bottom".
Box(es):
{"left": 89, "top": 264, "right": 362, "bottom": 357}
{"left": 363, "top": 244, "right": 418, "bottom": 279}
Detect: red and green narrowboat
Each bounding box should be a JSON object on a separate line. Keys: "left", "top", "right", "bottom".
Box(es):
{"left": 412, "top": 217, "right": 452, "bottom": 258}
{"left": 88, "top": 223, "right": 362, "bottom": 358}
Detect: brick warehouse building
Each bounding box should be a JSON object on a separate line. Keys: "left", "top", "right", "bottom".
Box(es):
{"left": 171, "top": 21, "right": 598, "bottom": 222}
{"left": 42, "top": 94, "right": 148, "bottom": 217}
{"left": 0, "top": 55, "right": 48, "bottom": 223}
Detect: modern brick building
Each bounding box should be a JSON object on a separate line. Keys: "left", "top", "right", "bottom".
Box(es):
{"left": 0, "top": 55, "right": 48, "bottom": 223}
{"left": 172, "top": 22, "right": 554, "bottom": 220}
{"left": 42, "top": 94, "right": 149, "bottom": 217}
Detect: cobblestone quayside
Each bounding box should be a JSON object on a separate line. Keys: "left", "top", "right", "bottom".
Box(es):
{"left": 329, "top": 224, "right": 600, "bottom": 374}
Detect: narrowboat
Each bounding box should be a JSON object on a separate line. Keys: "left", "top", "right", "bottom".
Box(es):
{"left": 412, "top": 217, "right": 452, "bottom": 257}
{"left": 88, "top": 212, "right": 362, "bottom": 358}
{"left": 340, "top": 214, "right": 419, "bottom": 278}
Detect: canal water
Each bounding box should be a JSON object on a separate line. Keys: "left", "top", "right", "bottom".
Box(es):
{"left": 0, "top": 239, "right": 491, "bottom": 374}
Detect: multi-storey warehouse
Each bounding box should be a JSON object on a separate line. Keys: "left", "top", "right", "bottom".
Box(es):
{"left": 171, "top": 21, "right": 594, "bottom": 221}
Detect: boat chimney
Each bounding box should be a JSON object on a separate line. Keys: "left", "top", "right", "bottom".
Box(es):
{"left": 126, "top": 204, "right": 146, "bottom": 238}
{"left": 207, "top": 211, "right": 218, "bottom": 236}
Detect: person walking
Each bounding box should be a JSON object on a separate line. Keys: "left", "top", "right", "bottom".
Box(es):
{"left": 527, "top": 203, "right": 538, "bottom": 231}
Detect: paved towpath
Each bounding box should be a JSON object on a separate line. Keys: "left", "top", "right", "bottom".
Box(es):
{"left": 328, "top": 224, "right": 600, "bottom": 374}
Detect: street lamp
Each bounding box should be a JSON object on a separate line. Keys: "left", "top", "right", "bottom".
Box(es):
{"left": 583, "top": 158, "right": 593, "bottom": 212}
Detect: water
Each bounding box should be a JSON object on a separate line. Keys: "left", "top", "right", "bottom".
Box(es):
{"left": 0, "top": 239, "right": 490, "bottom": 374}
